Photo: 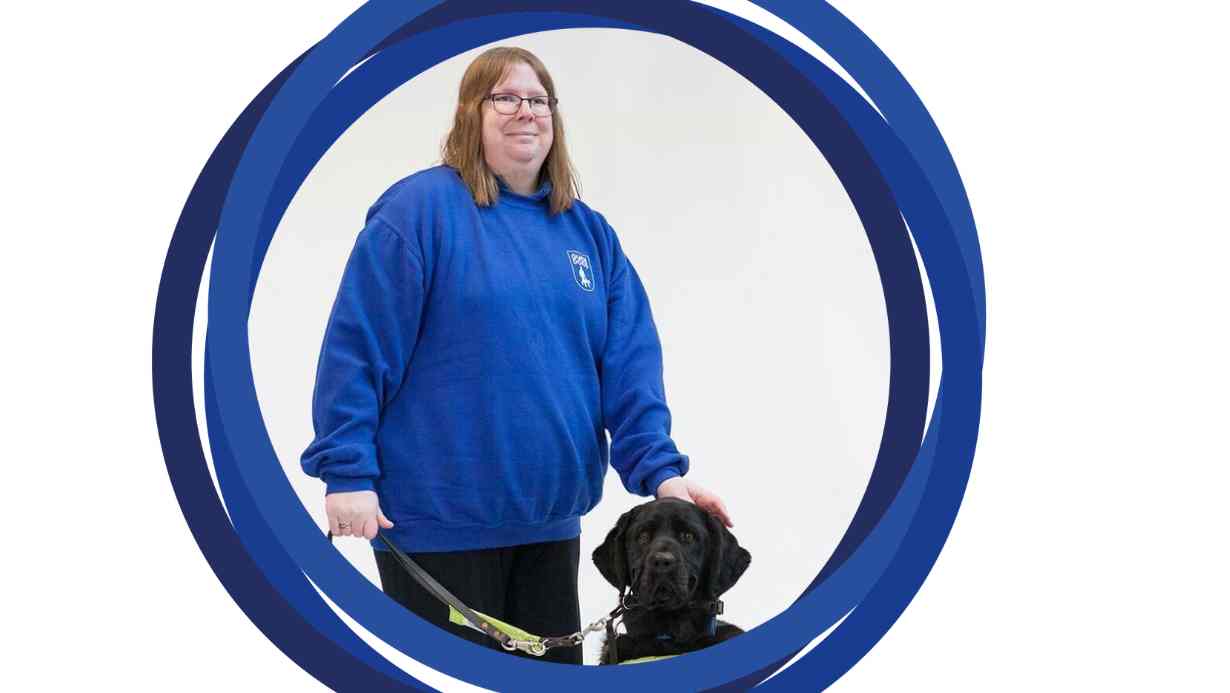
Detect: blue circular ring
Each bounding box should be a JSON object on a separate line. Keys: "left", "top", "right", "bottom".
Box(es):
{"left": 153, "top": 1, "right": 983, "bottom": 690}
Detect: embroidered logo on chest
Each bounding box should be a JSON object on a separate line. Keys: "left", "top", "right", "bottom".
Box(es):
{"left": 566, "top": 250, "right": 595, "bottom": 292}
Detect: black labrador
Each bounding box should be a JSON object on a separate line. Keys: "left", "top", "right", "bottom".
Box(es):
{"left": 592, "top": 497, "right": 751, "bottom": 664}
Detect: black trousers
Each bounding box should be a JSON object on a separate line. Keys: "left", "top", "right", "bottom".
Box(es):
{"left": 374, "top": 537, "right": 583, "bottom": 665}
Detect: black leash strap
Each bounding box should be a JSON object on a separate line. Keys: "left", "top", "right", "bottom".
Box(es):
{"left": 326, "top": 531, "right": 516, "bottom": 650}
{"left": 327, "top": 531, "right": 633, "bottom": 656}
{"left": 607, "top": 589, "right": 626, "bottom": 663}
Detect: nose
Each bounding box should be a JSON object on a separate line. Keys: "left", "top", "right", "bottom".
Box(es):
{"left": 515, "top": 99, "right": 534, "bottom": 118}
{"left": 649, "top": 551, "right": 676, "bottom": 573}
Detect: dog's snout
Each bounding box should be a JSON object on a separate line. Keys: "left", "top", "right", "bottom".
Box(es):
{"left": 649, "top": 550, "right": 677, "bottom": 573}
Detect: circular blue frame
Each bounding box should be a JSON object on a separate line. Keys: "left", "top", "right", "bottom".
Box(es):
{"left": 152, "top": 1, "right": 984, "bottom": 690}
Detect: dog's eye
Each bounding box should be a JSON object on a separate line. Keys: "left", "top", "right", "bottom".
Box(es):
{"left": 680, "top": 531, "right": 695, "bottom": 544}
{"left": 636, "top": 532, "right": 651, "bottom": 545}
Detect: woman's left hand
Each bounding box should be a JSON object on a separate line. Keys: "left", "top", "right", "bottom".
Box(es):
{"left": 656, "top": 476, "right": 734, "bottom": 528}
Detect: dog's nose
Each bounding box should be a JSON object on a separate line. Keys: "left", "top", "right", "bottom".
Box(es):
{"left": 649, "top": 551, "right": 676, "bottom": 573}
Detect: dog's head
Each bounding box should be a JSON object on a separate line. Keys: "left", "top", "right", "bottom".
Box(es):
{"left": 593, "top": 498, "right": 751, "bottom": 609}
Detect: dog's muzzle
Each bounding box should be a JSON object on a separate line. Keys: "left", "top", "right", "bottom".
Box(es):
{"left": 636, "top": 551, "right": 695, "bottom": 608}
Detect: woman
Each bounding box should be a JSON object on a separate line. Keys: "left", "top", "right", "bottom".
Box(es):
{"left": 301, "top": 46, "right": 731, "bottom": 664}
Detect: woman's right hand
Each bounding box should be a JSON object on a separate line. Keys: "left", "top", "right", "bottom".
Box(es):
{"left": 326, "top": 490, "right": 394, "bottom": 540}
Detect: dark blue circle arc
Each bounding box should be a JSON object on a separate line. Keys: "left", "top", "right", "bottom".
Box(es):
{"left": 151, "top": 1, "right": 984, "bottom": 690}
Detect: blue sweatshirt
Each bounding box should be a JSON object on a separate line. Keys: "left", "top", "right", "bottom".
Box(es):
{"left": 301, "top": 166, "right": 688, "bottom": 552}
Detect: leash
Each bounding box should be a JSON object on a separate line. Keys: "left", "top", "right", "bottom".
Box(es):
{"left": 327, "top": 531, "right": 626, "bottom": 657}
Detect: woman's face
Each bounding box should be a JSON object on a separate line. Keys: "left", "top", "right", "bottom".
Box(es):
{"left": 481, "top": 62, "right": 554, "bottom": 180}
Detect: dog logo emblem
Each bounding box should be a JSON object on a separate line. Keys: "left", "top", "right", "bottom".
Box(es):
{"left": 566, "top": 250, "right": 595, "bottom": 292}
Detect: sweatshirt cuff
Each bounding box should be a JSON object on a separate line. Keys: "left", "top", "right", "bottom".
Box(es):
{"left": 323, "top": 475, "right": 376, "bottom": 495}
{"left": 646, "top": 465, "right": 684, "bottom": 498}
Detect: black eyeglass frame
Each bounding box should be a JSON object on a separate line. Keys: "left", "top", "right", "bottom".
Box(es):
{"left": 484, "top": 93, "right": 559, "bottom": 116}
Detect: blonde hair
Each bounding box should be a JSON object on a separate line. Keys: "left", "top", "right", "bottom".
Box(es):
{"left": 441, "top": 47, "right": 580, "bottom": 215}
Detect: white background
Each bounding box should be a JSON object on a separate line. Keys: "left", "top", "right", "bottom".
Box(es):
{"left": 5, "top": 1, "right": 1228, "bottom": 691}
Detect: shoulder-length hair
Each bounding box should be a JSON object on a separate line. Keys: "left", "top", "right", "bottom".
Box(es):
{"left": 441, "top": 46, "right": 581, "bottom": 215}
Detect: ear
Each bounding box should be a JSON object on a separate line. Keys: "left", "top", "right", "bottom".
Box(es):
{"left": 592, "top": 507, "right": 638, "bottom": 591}
{"left": 703, "top": 512, "right": 751, "bottom": 599}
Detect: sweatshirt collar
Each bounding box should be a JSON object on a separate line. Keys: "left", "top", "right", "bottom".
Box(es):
{"left": 497, "top": 175, "right": 553, "bottom": 206}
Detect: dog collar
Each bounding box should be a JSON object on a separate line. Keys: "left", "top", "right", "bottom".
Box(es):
{"left": 654, "top": 613, "right": 717, "bottom": 640}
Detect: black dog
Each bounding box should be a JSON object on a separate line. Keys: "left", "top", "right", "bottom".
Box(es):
{"left": 592, "top": 498, "right": 751, "bottom": 664}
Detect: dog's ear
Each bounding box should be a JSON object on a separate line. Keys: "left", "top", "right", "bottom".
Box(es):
{"left": 593, "top": 507, "right": 638, "bottom": 591}
{"left": 703, "top": 511, "right": 751, "bottom": 599}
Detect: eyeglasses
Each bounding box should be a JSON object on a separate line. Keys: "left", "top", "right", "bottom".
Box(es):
{"left": 485, "top": 93, "right": 557, "bottom": 117}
